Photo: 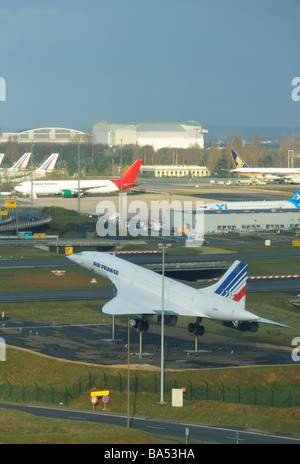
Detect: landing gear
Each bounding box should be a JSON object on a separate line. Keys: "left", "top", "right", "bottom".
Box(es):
{"left": 188, "top": 319, "right": 205, "bottom": 336}
{"left": 130, "top": 318, "right": 149, "bottom": 332}
{"left": 129, "top": 318, "right": 149, "bottom": 357}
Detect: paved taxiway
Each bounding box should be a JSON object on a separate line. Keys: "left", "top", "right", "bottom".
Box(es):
{"left": 0, "top": 314, "right": 294, "bottom": 370}
{"left": 1, "top": 401, "right": 299, "bottom": 444}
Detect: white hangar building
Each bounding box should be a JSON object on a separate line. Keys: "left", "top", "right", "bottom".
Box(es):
{"left": 93, "top": 120, "right": 207, "bottom": 149}
{"left": 0, "top": 127, "right": 92, "bottom": 144}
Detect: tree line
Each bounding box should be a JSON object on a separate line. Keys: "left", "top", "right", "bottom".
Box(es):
{"left": 0, "top": 132, "right": 299, "bottom": 179}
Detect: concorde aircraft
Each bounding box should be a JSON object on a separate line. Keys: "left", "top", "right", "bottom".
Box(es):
{"left": 67, "top": 251, "right": 289, "bottom": 336}
{"left": 230, "top": 150, "right": 300, "bottom": 183}
{"left": 200, "top": 188, "right": 300, "bottom": 211}
{"left": 14, "top": 159, "right": 142, "bottom": 197}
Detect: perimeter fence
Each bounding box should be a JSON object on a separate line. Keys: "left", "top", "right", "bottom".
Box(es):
{"left": 0, "top": 371, "right": 299, "bottom": 408}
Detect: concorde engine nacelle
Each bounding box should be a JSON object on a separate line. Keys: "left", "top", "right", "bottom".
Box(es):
{"left": 223, "top": 321, "right": 259, "bottom": 332}
{"left": 130, "top": 314, "right": 178, "bottom": 331}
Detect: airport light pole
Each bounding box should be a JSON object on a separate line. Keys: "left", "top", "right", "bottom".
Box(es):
{"left": 119, "top": 138, "right": 123, "bottom": 234}
{"left": 77, "top": 141, "right": 81, "bottom": 214}
{"left": 158, "top": 243, "right": 171, "bottom": 404}
{"left": 127, "top": 316, "right": 130, "bottom": 428}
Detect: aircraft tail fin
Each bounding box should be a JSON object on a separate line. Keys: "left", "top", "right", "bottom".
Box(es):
{"left": 230, "top": 150, "right": 249, "bottom": 169}
{"left": 0, "top": 154, "right": 4, "bottom": 166}
{"left": 36, "top": 153, "right": 59, "bottom": 172}
{"left": 11, "top": 152, "right": 31, "bottom": 170}
{"left": 288, "top": 188, "right": 300, "bottom": 207}
{"left": 203, "top": 260, "right": 248, "bottom": 309}
{"left": 112, "top": 159, "right": 143, "bottom": 190}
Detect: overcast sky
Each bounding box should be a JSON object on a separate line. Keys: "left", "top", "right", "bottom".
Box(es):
{"left": 0, "top": 0, "right": 299, "bottom": 132}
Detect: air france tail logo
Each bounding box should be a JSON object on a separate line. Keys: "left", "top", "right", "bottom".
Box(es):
{"left": 216, "top": 204, "right": 228, "bottom": 210}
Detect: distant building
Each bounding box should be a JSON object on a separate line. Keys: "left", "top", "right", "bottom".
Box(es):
{"left": 93, "top": 120, "right": 207, "bottom": 149}
{"left": 141, "top": 164, "right": 210, "bottom": 178}
{"left": 0, "top": 127, "right": 92, "bottom": 144}
{"left": 171, "top": 208, "right": 300, "bottom": 234}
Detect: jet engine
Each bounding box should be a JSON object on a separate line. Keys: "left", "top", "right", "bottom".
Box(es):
{"left": 62, "top": 189, "right": 73, "bottom": 197}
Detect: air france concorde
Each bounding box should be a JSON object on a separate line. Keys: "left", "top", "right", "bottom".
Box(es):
{"left": 68, "top": 251, "right": 289, "bottom": 336}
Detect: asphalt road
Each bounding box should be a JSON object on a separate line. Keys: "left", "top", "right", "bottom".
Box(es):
{"left": 0, "top": 277, "right": 298, "bottom": 304}
{"left": 0, "top": 401, "right": 299, "bottom": 444}
{"left": 1, "top": 249, "right": 300, "bottom": 270}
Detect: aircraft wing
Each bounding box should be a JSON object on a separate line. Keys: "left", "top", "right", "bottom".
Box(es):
{"left": 102, "top": 275, "right": 159, "bottom": 315}
{"left": 255, "top": 317, "right": 291, "bottom": 328}
{"left": 102, "top": 274, "right": 206, "bottom": 318}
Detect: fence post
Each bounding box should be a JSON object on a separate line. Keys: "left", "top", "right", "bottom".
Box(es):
{"left": 34, "top": 383, "right": 40, "bottom": 402}
{"left": 188, "top": 379, "right": 192, "bottom": 401}
{"left": 204, "top": 381, "right": 209, "bottom": 400}
{"left": 221, "top": 383, "right": 225, "bottom": 402}
{"left": 78, "top": 376, "right": 82, "bottom": 396}
{"left": 49, "top": 384, "right": 54, "bottom": 403}
{"left": 271, "top": 389, "right": 274, "bottom": 407}
{"left": 253, "top": 386, "right": 257, "bottom": 405}
{"left": 21, "top": 383, "right": 25, "bottom": 402}
{"left": 7, "top": 381, "right": 12, "bottom": 399}
{"left": 134, "top": 373, "right": 138, "bottom": 394}
{"left": 118, "top": 372, "right": 122, "bottom": 393}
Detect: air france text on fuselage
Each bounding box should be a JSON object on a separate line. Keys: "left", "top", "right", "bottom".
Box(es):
{"left": 93, "top": 261, "right": 119, "bottom": 275}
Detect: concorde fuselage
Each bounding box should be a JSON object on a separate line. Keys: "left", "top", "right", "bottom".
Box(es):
{"left": 68, "top": 251, "right": 258, "bottom": 323}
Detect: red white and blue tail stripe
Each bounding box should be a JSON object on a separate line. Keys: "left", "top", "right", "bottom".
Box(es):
{"left": 37, "top": 153, "right": 59, "bottom": 172}
{"left": 12, "top": 152, "right": 31, "bottom": 169}
{"left": 214, "top": 261, "right": 247, "bottom": 303}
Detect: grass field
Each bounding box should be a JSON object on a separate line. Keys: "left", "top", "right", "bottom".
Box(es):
{"left": 0, "top": 347, "right": 300, "bottom": 443}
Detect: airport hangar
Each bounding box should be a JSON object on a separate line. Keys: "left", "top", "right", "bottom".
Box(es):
{"left": 171, "top": 208, "right": 300, "bottom": 234}
{"left": 92, "top": 120, "right": 207, "bottom": 149}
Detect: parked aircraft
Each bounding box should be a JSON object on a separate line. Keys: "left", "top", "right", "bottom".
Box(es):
{"left": 68, "top": 251, "right": 289, "bottom": 336}
{"left": 14, "top": 159, "right": 143, "bottom": 197}
{"left": 200, "top": 188, "right": 300, "bottom": 211}
{"left": 230, "top": 150, "right": 300, "bottom": 183}
{"left": 0, "top": 154, "right": 4, "bottom": 166}
{"left": 34, "top": 153, "right": 59, "bottom": 177}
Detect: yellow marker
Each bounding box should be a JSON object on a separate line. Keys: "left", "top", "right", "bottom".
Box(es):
{"left": 90, "top": 390, "right": 110, "bottom": 397}
{"left": 5, "top": 200, "right": 16, "bottom": 208}
{"left": 1, "top": 210, "right": 8, "bottom": 216}
{"left": 65, "top": 246, "right": 73, "bottom": 255}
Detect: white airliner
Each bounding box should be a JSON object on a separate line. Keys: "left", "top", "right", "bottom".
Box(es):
{"left": 68, "top": 251, "right": 289, "bottom": 335}
{"left": 230, "top": 150, "right": 300, "bottom": 183}
{"left": 14, "top": 159, "right": 143, "bottom": 197}
{"left": 201, "top": 188, "right": 300, "bottom": 211}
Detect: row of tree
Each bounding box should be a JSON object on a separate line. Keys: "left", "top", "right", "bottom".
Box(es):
{"left": 0, "top": 132, "right": 299, "bottom": 179}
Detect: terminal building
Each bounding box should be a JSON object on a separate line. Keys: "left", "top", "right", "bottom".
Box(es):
{"left": 171, "top": 208, "right": 300, "bottom": 234}
{"left": 93, "top": 120, "right": 207, "bottom": 149}
{"left": 140, "top": 164, "right": 210, "bottom": 178}
{"left": 0, "top": 127, "right": 92, "bottom": 144}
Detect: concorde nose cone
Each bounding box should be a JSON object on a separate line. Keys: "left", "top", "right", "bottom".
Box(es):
{"left": 66, "top": 253, "right": 81, "bottom": 264}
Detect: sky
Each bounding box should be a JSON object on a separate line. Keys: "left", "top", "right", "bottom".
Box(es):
{"left": 0, "top": 0, "right": 299, "bottom": 134}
